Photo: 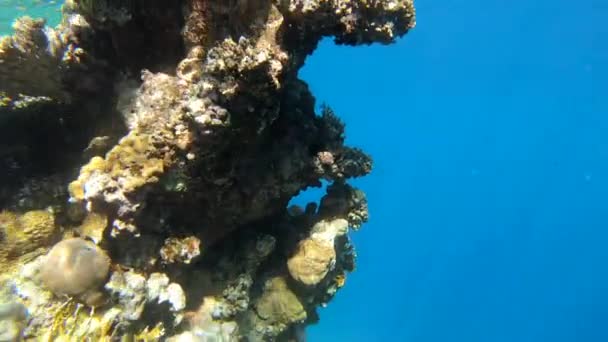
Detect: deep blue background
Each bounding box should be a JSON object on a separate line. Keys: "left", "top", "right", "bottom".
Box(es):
{"left": 295, "top": 0, "right": 606, "bottom": 341}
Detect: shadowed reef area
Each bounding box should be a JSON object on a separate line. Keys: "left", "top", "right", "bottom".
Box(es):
{"left": 0, "top": 1, "right": 415, "bottom": 340}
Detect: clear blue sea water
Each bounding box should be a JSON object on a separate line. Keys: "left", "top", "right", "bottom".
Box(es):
{"left": 1, "top": 1, "right": 604, "bottom": 341}
{"left": 0, "top": 0, "right": 60, "bottom": 34}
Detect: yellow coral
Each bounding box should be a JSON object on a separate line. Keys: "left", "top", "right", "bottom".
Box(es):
{"left": 133, "top": 322, "right": 165, "bottom": 342}
{"left": 335, "top": 273, "right": 346, "bottom": 288}
{"left": 85, "top": 156, "right": 108, "bottom": 171}
{"left": 69, "top": 132, "right": 168, "bottom": 201}
{"left": 43, "top": 298, "right": 120, "bottom": 341}
{"left": 78, "top": 212, "right": 108, "bottom": 243}
{"left": 47, "top": 299, "right": 78, "bottom": 339}
{"left": 0, "top": 92, "right": 11, "bottom": 106}
{"left": 67, "top": 181, "right": 85, "bottom": 202}
{"left": 68, "top": 156, "right": 107, "bottom": 201}
{"left": 0, "top": 209, "right": 56, "bottom": 263}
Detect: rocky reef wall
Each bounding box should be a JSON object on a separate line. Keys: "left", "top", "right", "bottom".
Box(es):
{"left": 0, "top": 0, "right": 415, "bottom": 340}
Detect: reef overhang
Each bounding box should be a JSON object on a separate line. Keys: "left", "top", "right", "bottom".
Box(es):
{"left": 0, "top": 0, "right": 415, "bottom": 340}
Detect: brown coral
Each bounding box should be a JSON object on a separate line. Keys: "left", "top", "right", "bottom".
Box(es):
{"left": 39, "top": 237, "right": 111, "bottom": 306}
{"left": 255, "top": 277, "right": 306, "bottom": 327}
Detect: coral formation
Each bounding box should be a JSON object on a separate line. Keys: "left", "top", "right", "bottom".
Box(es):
{"left": 287, "top": 218, "right": 349, "bottom": 286}
{"left": 160, "top": 236, "right": 202, "bottom": 265}
{"left": 39, "top": 237, "right": 111, "bottom": 306}
{"left": 0, "top": 0, "right": 416, "bottom": 340}
{"left": 0, "top": 209, "right": 56, "bottom": 265}
{"left": 247, "top": 276, "right": 307, "bottom": 340}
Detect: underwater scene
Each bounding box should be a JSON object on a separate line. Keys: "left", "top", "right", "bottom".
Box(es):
{"left": 0, "top": 0, "right": 603, "bottom": 341}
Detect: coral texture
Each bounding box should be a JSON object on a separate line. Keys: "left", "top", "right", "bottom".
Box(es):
{"left": 39, "top": 237, "right": 111, "bottom": 306}
{"left": 0, "top": 0, "right": 415, "bottom": 340}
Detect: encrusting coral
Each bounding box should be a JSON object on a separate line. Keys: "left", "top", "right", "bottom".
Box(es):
{"left": 0, "top": 0, "right": 416, "bottom": 340}
{"left": 0, "top": 209, "right": 56, "bottom": 265}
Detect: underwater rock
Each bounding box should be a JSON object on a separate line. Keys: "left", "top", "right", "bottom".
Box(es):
{"left": 39, "top": 237, "right": 110, "bottom": 306}
{"left": 146, "top": 273, "right": 186, "bottom": 314}
{"left": 105, "top": 270, "right": 186, "bottom": 329}
{"left": 0, "top": 301, "right": 27, "bottom": 342}
{"left": 105, "top": 270, "right": 147, "bottom": 321}
{"left": 174, "top": 297, "right": 239, "bottom": 342}
{"left": 0, "top": 0, "right": 416, "bottom": 339}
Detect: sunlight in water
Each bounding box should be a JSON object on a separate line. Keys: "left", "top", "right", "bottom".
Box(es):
{"left": 0, "top": 0, "right": 62, "bottom": 35}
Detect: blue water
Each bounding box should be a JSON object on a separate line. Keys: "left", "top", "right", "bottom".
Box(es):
{"left": 0, "top": 0, "right": 61, "bottom": 34}
{"left": 2, "top": 1, "right": 605, "bottom": 341}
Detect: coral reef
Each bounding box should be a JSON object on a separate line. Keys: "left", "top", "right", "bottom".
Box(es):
{"left": 0, "top": 0, "right": 416, "bottom": 340}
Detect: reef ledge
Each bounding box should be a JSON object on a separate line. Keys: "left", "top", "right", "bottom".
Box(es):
{"left": 0, "top": 0, "right": 415, "bottom": 340}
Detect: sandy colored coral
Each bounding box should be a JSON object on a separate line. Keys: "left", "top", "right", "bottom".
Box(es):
{"left": 39, "top": 237, "right": 111, "bottom": 306}
{"left": 288, "top": 238, "right": 336, "bottom": 286}
{"left": 287, "top": 218, "right": 349, "bottom": 286}
{"left": 254, "top": 277, "right": 306, "bottom": 328}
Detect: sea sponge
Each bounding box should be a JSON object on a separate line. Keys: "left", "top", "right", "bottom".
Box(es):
{"left": 39, "top": 238, "right": 111, "bottom": 306}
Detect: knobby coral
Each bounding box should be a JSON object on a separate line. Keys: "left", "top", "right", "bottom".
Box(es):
{"left": 0, "top": 0, "right": 416, "bottom": 340}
